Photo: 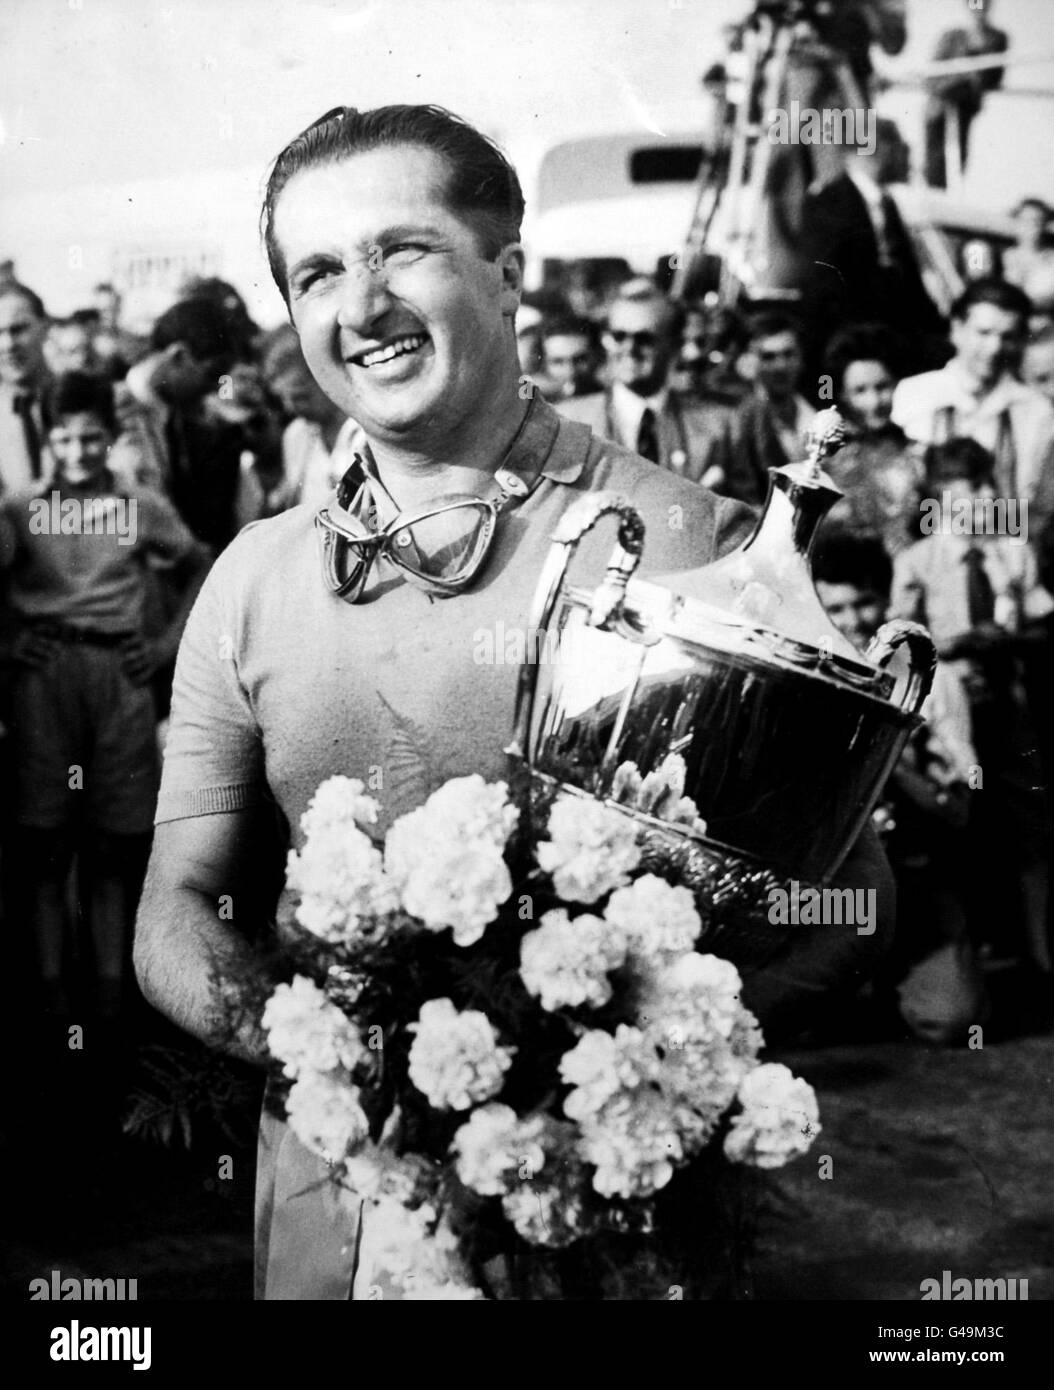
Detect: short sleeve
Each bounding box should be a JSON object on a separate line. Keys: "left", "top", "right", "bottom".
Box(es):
{"left": 154, "top": 561, "right": 265, "bottom": 823}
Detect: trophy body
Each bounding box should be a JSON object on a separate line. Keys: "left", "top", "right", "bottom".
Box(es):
{"left": 508, "top": 411, "right": 936, "bottom": 965}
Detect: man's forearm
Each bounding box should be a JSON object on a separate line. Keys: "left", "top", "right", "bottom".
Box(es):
{"left": 134, "top": 859, "right": 273, "bottom": 1066}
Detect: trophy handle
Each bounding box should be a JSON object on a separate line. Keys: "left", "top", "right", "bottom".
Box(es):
{"left": 506, "top": 492, "right": 647, "bottom": 762}
{"left": 864, "top": 620, "right": 937, "bottom": 716}
{"left": 550, "top": 492, "right": 647, "bottom": 628}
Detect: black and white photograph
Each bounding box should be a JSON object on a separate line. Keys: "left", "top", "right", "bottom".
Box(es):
{"left": 1, "top": 0, "right": 1051, "bottom": 1357}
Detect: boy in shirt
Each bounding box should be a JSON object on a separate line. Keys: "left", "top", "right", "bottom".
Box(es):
{"left": 0, "top": 371, "right": 209, "bottom": 1015}
{"left": 891, "top": 436, "right": 1054, "bottom": 988}
{"left": 815, "top": 533, "right": 986, "bottom": 1044}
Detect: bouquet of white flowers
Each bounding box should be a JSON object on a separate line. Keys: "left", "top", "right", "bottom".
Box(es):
{"left": 253, "top": 762, "right": 820, "bottom": 1300}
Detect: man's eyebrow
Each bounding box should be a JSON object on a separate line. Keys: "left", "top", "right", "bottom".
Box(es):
{"left": 375, "top": 224, "right": 446, "bottom": 244}
{"left": 288, "top": 252, "right": 342, "bottom": 283}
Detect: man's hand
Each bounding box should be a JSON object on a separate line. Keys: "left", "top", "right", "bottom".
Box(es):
{"left": 119, "top": 634, "right": 164, "bottom": 686}
{"left": 12, "top": 627, "right": 61, "bottom": 670}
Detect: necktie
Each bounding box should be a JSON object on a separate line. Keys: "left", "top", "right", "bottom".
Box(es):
{"left": 993, "top": 409, "right": 1016, "bottom": 498}
{"left": 964, "top": 546, "right": 996, "bottom": 626}
{"left": 12, "top": 393, "right": 42, "bottom": 480}
{"left": 636, "top": 406, "right": 659, "bottom": 464}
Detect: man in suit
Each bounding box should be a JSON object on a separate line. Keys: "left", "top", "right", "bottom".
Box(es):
{"left": 722, "top": 312, "right": 816, "bottom": 507}
{"left": 0, "top": 283, "right": 52, "bottom": 496}
{"left": 801, "top": 138, "right": 945, "bottom": 375}
{"left": 555, "top": 286, "right": 733, "bottom": 486}
{"left": 923, "top": 0, "right": 1007, "bottom": 190}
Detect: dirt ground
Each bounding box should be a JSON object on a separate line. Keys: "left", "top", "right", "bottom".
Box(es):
{"left": 3, "top": 1004, "right": 1051, "bottom": 1302}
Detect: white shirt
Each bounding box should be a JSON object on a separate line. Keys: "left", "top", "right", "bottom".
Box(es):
{"left": 272, "top": 416, "right": 364, "bottom": 513}
{"left": 609, "top": 380, "right": 669, "bottom": 452}
{"left": 892, "top": 360, "right": 1054, "bottom": 501}
{"left": 0, "top": 381, "right": 51, "bottom": 494}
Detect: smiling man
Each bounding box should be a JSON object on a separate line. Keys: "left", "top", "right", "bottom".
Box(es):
{"left": 893, "top": 279, "right": 1054, "bottom": 518}
{"left": 134, "top": 104, "right": 895, "bottom": 1300}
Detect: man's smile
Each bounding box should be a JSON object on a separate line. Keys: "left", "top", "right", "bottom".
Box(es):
{"left": 347, "top": 333, "right": 430, "bottom": 370}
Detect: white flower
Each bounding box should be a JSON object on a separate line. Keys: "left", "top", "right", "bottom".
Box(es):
{"left": 452, "top": 1104, "right": 546, "bottom": 1196}
{"left": 559, "top": 1025, "right": 660, "bottom": 1122}
{"left": 358, "top": 1198, "right": 485, "bottom": 1300}
{"left": 385, "top": 833, "right": 511, "bottom": 947}
{"left": 407, "top": 999, "right": 515, "bottom": 1111}
{"left": 300, "top": 776, "right": 383, "bottom": 840}
{"left": 501, "top": 1179, "right": 589, "bottom": 1248}
{"left": 519, "top": 909, "right": 626, "bottom": 1012}
{"left": 384, "top": 778, "right": 517, "bottom": 946}
{"left": 286, "top": 821, "right": 398, "bottom": 945}
{"left": 416, "top": 776, "right": 519, "bottom": 851}
{"left": 262, "top": 975, "right": 366, "bottom": 1080}
{"left": 724, "top": 1063, "right": 821, "bottom": 1169}
{"left": 578, "top": 1087, "right": 684, "bottom": 1199}
{"left": 536, "top": 795, "right": 641, "bottom": 904}
{"left": 605, "top": 875, "right": 701, "bottom": 962}
{"left": 636, "top": 952, "right": 744, "bottom": 1041}
{"left": 286, "top": 1071, "right": 369, "bottom": 1163}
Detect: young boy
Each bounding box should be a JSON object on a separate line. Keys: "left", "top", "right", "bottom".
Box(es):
{"left": 0, "top": 371, "right": 209, "bottom": 1016}
{"left": 815, "top": 533, "right": 986, "bottom": 1044}
{"left": 891, "top": 435, "right": 1054, "bottom": 991}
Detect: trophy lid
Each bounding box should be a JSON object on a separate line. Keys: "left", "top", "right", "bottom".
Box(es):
{"left": 650, "top": 407, "right": 869, "bottom": 669}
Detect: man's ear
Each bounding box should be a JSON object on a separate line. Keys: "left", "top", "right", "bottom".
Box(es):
{"left": 497, "top": 243, "right": 527, "bottom": 317}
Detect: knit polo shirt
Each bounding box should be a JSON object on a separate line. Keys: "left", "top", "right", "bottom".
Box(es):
{"left": 156, "top": 396, "right": 755, "bottom": 842}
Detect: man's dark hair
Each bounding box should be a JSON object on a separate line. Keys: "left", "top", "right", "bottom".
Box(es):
{"left": 813, "top": 532, "right": 893, "bottom": 597}
{"left": 541, "top": 314, "right": 599, "bottom": 349}
{"left": 0, "top": 280, "right": 46, "bottom": 319}
{"left": 746, "top": 310, "right": 802, "bottom": 345}
{"left": 606, "top": 287, "right": 686, "bottom": 340}
{"left": 950, "top": 277, "right": 1032, "bottom": 324}
{"left": 924, "top": 435, "right": 997, "bottom": 488}
{"left": 45, "top": 370, "right": 116, "bottom": 435}
{"left": 262, "top": 104, "right": 526, "bottom": 302}
{"left": 822, "top": 322, "right": 905, "bottom": 401}
{"left": 150, "top": 298, "right": 238, "bottom": 367}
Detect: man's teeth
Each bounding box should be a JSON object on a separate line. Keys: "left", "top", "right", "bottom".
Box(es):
{"left": 359, "top": 335, "right": 427, "bottom": 368}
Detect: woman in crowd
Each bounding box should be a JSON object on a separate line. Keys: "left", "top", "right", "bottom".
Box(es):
{"left": 819, "top": 322, "right": 923, "bottom": 556}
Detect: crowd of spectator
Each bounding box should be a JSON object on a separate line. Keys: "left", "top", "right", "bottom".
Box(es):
{"left": 3, "top": 168, "right": 1054, "bottom": 1050}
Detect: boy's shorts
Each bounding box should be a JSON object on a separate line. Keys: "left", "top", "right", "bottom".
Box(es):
{"left": 11, "top": 637, "right": 160, "bottom": 835}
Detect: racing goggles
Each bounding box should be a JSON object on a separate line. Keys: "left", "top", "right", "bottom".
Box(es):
{"left": 315, "top": 463, "right": 533, "bottom": 601}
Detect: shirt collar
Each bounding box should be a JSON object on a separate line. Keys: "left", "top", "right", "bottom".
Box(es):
{"left": 944, "top": 359, "right": 1025, "bottom": 411}
{"left": 349, "top": 392, "right": 584, "bottom": 503}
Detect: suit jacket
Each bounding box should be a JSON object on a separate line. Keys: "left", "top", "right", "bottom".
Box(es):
{"left": 801, "top": 175, "right": 945, "bottom": 357}
{"left": 554, "top": 388, "right": 733, "bottom": 486}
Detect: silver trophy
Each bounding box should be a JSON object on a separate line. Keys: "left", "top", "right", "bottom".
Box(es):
{"left": 507, "top": 409, "right": 936, "bottom": 965}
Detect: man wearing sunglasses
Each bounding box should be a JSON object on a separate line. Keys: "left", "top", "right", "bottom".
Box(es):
{"left": 135, "top": 103, "right": 896, "bottom": 1300}
{"left": 557, "top": 285, "right": 733, "bottom": 487}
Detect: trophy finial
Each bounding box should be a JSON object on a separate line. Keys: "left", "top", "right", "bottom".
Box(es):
{"left": 804, "top": 407, "right": 846, "bottom": 480}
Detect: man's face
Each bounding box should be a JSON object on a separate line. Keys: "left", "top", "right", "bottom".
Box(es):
{"left": 45, "top": 323, "right": 97, "bottom": 375}
{"left": 0, "top": 293, "right": 47, "bottom": 388}
{"left": 952, "top": 303, "right": 1022, "bottom": 389}
{"left": 753, "top": 331, "right": 801, "bottom": 398}
{"left": 841, "top": 359, "right": 895, "bottom": 433}
{"left": 48, "top": 411, "right": 112, "bottom": 488}
{"left": 1023, "top": 341, "right": 1054, "bottom": 405}
{"left": 93, "top": 287, "right": 120, "bottom": 331}
{"left": 543, "top": 332, "right": 595, "bottom": 394}
{"left": 816, "top": 581, "right": 886, "bottom": 651}
{"left": 603, "top": 300, "right": 673, "bottom": 396}
{"left": 275, "top": 144, "right": 523, "bottom": 446}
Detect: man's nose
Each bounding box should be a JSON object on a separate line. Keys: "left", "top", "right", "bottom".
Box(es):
{"left": 336, "top": 261, "right": 395, "bottom": 334}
